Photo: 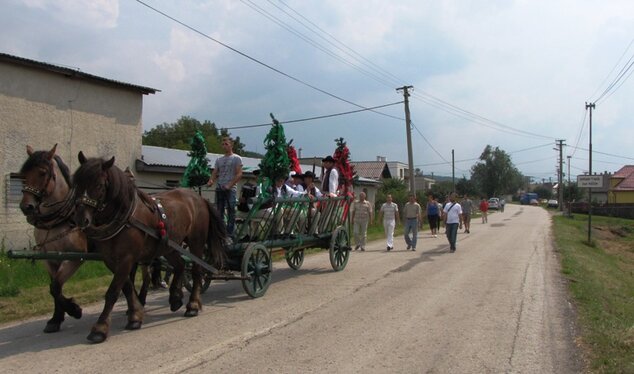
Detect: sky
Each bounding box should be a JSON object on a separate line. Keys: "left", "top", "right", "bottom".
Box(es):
{"left": 3, "top": 0, "right": 634, "bottom": 182}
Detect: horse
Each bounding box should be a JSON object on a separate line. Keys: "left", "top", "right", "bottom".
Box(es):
{"left": 19, "top": 144, "right": 89, "bottom": 333}
{"left": 72, "top": 152, "right": 227, "bottom": 343}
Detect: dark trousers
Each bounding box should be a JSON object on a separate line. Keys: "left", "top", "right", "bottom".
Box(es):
{"left": 446, "top": 223, "right": 459, "bottom": 250}
{"left": 216, "top": 188, "right": 237, "bottom": 236}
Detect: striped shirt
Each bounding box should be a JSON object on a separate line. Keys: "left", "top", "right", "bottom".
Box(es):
{"left": 380, "top": 202, "right": 398, "bottom": 221}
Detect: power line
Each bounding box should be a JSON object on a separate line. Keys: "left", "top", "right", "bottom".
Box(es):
{"left": 134, "top": 0, "right": 403, "bottom": 122}
{"left": 224, "top": 101, "right": 403, "bottom": 129}
{"left": 247, "top": 0, "right": 558, "bottom": 141}
{"left": 588, "top": 37, "right": 634, "bottom": 101}
{"left": 590, "top": 36, "right": 634, "bottom": 104}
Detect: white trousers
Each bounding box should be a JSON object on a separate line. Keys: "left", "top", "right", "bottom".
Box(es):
{"left": 383, "top": 219, "right": 395, "bottom": 247}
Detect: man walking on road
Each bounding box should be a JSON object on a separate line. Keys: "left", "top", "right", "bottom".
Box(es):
{"left": 351, "top": 191, "right": 373, "bottom": 251}
{"left": 461, "top": 195, "right": 473, "bottom": 233}
{"left": 443, "top": 192, "right": 463, "bottom": 252}
{"left": 403, "top": 193, "right": 422, "bottom": 251}
{"left": 379, "top": 194, "right": 399, "bottom": 251}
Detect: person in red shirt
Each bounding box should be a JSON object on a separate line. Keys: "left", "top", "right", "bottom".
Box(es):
{"left": 479, "top": 198, "right": 489, "bottom": 223}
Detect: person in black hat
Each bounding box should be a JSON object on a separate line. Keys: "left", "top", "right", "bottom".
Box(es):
{"left": 321, "top": 155, "right": 338, "bottom": 197}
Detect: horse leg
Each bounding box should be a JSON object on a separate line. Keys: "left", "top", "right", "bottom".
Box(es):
{"left": 184, "top": 261, "right": 202, "bottom": 317}
{"left": 164, "top": 252, "right": 184, "bottom": 312}
{"left": 136, "top": 263, "right": 151, "bottom": 306}
{"left": 122, "top": 278, "right": 144, "bottom": 330}
{"left": 44, "top": 260, "right": 83, "bottom": 333}
{"left": 54, "top": 260, "right": 84, "bottom": 319}
{"left": 87, "top": 265, "right": 133, "bottom": 344}
{"left": 42, "top": 261, "right": 65, "bottom": 333}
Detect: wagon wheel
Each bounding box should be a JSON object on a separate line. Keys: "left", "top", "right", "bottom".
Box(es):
{"left": 329, "top": 226, "right": 350, "bottom": 271}
{"left": 285, "top": 248, "right": 304, "bottom": 270}
{"left": 241, "top": 243, "right": 272, "bottom": 298}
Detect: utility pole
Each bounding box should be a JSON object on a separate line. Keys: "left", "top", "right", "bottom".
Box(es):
{"left": 586, "top": 102, "right": 595, "bottom": 244}
{"left": 397, "top": 85, "right": 415, "bottom": 194}
{"left": 556, "top": 139, "right": 565, "bottom": 211}
{"left": 452, "top": 149, "right": 455, "bottom": 192}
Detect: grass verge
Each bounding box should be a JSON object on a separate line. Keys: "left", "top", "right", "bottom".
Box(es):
{"left": 553, "top": 213, "right": 634, "bottom": 373}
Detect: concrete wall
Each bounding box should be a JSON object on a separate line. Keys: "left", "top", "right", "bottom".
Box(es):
{"left": 0, "top": 62, "right": 145, "bottom": 249}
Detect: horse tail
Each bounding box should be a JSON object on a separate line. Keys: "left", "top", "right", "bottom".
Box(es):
{"left": 206, "top": 199, "right": 228, "bottom": 268}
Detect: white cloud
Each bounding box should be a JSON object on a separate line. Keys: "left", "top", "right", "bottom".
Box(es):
{"left": 21, "top": 0, "right": 119, "bottom": 28}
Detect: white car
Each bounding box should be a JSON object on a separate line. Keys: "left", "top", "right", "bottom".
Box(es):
{"left": 547, "top": 199, "right": 559, "bottom": 208}
{"left": 488, "top": 197, "right": 500, "bottom": 210}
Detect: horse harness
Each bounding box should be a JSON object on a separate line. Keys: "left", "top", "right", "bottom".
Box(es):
{"left": 78, "top": 188, "right": 227, "bottom": 277}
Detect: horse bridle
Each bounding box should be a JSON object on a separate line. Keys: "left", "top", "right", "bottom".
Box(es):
{"left": 76, "top": 177, "right": 109, "bottom": 212}
{"left": 22, "top": 159, "right": 77, "bottom": 229}
{"left": 21, "top": 161, "right": 56, "bottom": 201}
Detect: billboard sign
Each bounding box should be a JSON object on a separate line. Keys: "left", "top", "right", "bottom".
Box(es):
{"left": 577, "top": 175, "right": 604, "bottom": 188}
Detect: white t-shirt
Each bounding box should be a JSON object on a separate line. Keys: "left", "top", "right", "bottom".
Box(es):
{"left": 443, "top": 202, "right": 463, "bottom": 224}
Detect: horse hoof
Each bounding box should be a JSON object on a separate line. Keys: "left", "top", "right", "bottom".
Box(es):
{"left": 170, "top": 300, "right": 183, "bottom": 312}
{"left": 125, "top": 321, "right": 142, "bottom": 330}
{"left": 86, "top": 331, "right": 107, "bottom": 344}
{"left": 184, "top": 309, "right": 199, "bottom": 317}
{"left": 43, "top": 322, "right": 61, "bottom": 333}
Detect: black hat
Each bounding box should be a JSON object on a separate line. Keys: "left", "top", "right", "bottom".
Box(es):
{"left": 303, "top": 170, "right": 316, "bottom": 179}
{"left": 252, "top": 169, "right": 260, "bottom": 176}
{"left": 322, "top": 155, "right": 335, "bottom": 163}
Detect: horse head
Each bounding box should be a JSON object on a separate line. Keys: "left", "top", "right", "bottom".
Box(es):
{"left": 73, "top": 151, "right": 116, "bottom": 229}
{"left": 19, "top": 144, "right": 67, "bottom": 220}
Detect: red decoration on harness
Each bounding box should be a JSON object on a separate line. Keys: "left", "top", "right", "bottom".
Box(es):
{"left": 160, "top": 229, "right": 167, "bottom": 237}
{"left": 158, "top": 221, "right": 165, "bottom": 229}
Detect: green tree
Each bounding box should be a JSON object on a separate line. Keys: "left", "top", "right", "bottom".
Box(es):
{"left": 470, "top": 145, "right": 523, "bottom": 198}
{"left": 428, "top": 180, "right": 454, "bottom": 203}
{"left": 143, "top": 116, "right": 247, "bottom": 155}
{"left": 563, "top": 183, "right": 582, "bottom": 202}
{"left": 455, "top": 176, "right": 478, "bottom": 197}
{"left": 181, "top": 130, "right": 211, "bottom": 192}
{"left": 376, "top": 178, "right": 408, "bottom": 211}
{"left": 533, "top": 185, "right": 553, "bottom": 200}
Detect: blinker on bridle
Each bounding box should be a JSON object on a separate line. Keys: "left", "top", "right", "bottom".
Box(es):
{"left": 21, "top": 163, "right": 56, "bottom": 200}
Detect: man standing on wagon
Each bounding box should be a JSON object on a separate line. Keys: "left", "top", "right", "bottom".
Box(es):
{"left": 321, "top": 155, "right": 339, "bottom": 197}
{"left": 207, "top": 137, "right": 243, "bottom": 237}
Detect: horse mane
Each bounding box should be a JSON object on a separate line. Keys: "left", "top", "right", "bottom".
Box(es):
{"left": 54, "top": 155, "right": 71, "bottom": 185}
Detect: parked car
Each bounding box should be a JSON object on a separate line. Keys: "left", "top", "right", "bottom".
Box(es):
{"left": 547, "top": 199, "right": 559, "bottom": 208}
{"left": 488, "top": 197, "right": 500, "bottom": 210}
{"left": 529, "top": 199, "right": 539, "bottom": 206}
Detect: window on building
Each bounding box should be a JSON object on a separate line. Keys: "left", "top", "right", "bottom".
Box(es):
{"left": 6, "top": 173, "right": 24, "bottom": 208}
{"left": 165, "top": 180, "right": 180, "bottom": 188}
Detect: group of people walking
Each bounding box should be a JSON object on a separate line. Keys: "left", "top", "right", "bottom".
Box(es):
{"left": 350, "top": 192, "right": 495, "bottom": 254}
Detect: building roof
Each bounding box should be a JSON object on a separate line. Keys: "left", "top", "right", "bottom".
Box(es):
{"left": 612, "top": 165, "right": 634, "bottom": 190}
{"left": 350, "top": 161, "right": 391, "bottom": 180}
{"left": 0, "top": 53, "right": 159, "bottom": 95}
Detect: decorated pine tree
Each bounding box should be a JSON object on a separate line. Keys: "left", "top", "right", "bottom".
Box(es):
{"left": 181, "top": 130, "right": 211, "bottom": 193}
{"left": 259, "top": 114, "right": 290, "bottom": 187}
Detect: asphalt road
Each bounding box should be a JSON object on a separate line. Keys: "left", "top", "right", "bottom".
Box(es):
{"left": 0, "top": 203, "right": 582, "bottom": 373}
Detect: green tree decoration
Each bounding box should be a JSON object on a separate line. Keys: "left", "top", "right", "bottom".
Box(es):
{"left": 181, "top": 130, "right": 211, "bottom": 193}
{"left": 259, "top": 113, "right": 290, "bottom": 187}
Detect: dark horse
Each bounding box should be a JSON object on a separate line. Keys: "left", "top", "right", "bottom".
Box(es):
{"left": 72, "top": 152, "right": 227, "bottom": 343}
{"left": 19, "top": 144, "right": 89, "bottom": 333}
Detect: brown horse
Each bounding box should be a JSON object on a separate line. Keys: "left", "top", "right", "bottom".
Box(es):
{"left": 19, "top": 144, "right": 89, "bottom": 333}
{"left": 72, "top": 152, "right": 227, "bottom": 343}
